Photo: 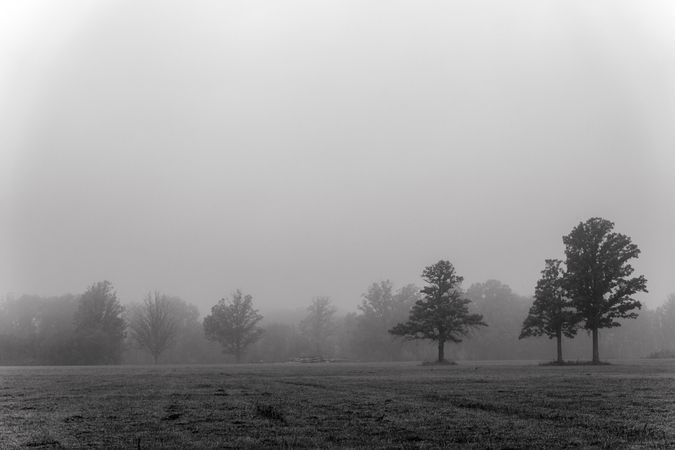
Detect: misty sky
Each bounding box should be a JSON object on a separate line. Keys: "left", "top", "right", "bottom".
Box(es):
{"left": 2, "top": 1, "right": 674, "bottom": 315}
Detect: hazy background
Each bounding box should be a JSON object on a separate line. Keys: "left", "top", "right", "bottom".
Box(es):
{"left": 2, "top": 0, "right": 674, "bottom": 314}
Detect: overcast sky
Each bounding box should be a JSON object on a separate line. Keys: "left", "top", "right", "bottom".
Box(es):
{"left": 2, "top": 1, "right": 674, "bottom": 315}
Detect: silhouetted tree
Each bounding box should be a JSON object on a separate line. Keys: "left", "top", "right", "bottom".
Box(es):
{"left": 300, "top": 296, "right": 336, "bottom": 357}
{"left": 520, "top": 259, "right": 578, "bottom": 363}
{"left": 128, "top": 292, "right": 179, "bottom": 364}
{"left": 203, "top": 290, "right": 263, "bottom": 362}
{"left": 563, "top": 218, "right": 647, "bottom": 363}
{"left": 390, "top": 260, "right": 486, "bottom": 363}
{"left": 73, "top": 281, "right": 126, "bottom": 364}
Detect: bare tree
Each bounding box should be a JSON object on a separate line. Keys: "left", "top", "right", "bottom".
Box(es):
{"left": 128, "top": 292, "right": 179, "bottom": 364}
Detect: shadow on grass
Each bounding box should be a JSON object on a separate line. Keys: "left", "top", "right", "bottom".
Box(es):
{"left": 539, "top": 360, "right": 611, "bottom": 366}
{"left": 421, "top": 360, "right": 457, "bottom": 366}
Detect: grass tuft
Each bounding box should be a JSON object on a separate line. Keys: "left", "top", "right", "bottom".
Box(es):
{"left": 254, "top": 402, "right": 286, "bottom": 423}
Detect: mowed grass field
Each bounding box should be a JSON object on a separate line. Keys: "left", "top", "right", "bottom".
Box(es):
{"left": 1, "top": 360, "right": 675, "bottom": 449}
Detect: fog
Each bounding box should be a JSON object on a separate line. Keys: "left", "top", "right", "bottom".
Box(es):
{"left": 2, "top": 1, "right": 674, "bottom": 315}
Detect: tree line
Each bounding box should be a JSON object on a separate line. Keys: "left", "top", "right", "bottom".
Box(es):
{"left": 0, "top": 217, "right": 671, "bottom": 365}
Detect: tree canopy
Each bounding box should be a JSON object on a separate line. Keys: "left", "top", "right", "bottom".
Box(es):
{"left": 563, "top": 217, "right": 647, "bottom": 363}
{"left": 203, "top": 290, "right": 264, "bottom": 362}
{"left": 520, "top": 259, "right": 578, "bottom": 363}
{"left": 390, "top": 260, "right": 486, "bottom": 363}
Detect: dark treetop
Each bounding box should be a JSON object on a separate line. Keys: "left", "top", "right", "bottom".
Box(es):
{"left": 563, "top": 218, "right": 647, "bottom": 330}
{"left": 390, "top": 260, "right": 486, "bottom": 360}
{"left": 563, "top": 217, "right": 647, "bottom": 363}
{"left": 520, "top": 259, "right": 578, "bottom": 341}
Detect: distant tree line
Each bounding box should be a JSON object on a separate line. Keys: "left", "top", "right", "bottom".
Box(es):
{"left": 1, "top": 217, "right": 671, "bottom": 365}
{"left": 1, "top": 284, "right": 673, "bottom": 366}
{"left": 0, "top": 281, "right": 127, "bottom": 364}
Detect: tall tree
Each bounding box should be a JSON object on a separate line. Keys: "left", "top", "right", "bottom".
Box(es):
{"left": 300, "top": 296, "right": 336, "bottom": 357}
{"left": 563, "top": 217, "right": 647, "bottom": 363}
{"left": 128, "top": 292, "right": 179, "bottom": 364}
{"left": 389, "top": 260, "right": 486, "bottom": 363}
{"left": 520, "top": 259, "right": 578, "bottom": 363}
{"left": 203, "top": 290, "right": 263, "bottom": 363}
{"left": 74, "top": 281, "right": 126, "bottom": 364}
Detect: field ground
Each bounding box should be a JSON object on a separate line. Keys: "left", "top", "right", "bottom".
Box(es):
{"left": 1, "top": 360, "right": 675, "bottom": 449}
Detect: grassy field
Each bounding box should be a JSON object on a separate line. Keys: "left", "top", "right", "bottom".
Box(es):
{"left": 1, "top": 360, "right": 675, "bottom": 449}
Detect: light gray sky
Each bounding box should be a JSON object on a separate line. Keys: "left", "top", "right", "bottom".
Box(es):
{"left": 2, "top": 1, "right": 674, "bottom": 315}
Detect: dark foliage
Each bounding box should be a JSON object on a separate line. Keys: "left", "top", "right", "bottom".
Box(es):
{"left": 563, "top": 217, "right": 647, "bottom": 363}
{"left": 520, "top": 259, "right": 579, "bottom": 363}
{"left": 390, "top": 260, "right": 486, "bottom": 363}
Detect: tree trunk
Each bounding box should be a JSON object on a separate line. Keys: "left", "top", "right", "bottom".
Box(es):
{"left": 556, "top": 329, "right": 563, "bottom": 364}
{"left": 592, "top": 328, "right": 600, "bottom": 364}
{"left": 437, "top": 340, "right": 445, "bottom": 363}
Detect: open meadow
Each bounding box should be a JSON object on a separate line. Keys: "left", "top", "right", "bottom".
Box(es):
{"left": 1, "top": 360, "right": 675, "bottom": 449}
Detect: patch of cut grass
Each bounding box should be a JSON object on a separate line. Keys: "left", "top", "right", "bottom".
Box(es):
{"left": 0, "top": 361, "right": 674, "bottom": 448}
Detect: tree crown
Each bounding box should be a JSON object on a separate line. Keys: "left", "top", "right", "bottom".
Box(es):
{"left": 390, "top": 260, "right": 486, "bottom": 343}
{"left": 563, "top": 217, "right": 647, "bottom": 329}
{"left": 520, "top": 259, "right": 578, "bottom": 340}
{"left": 203, "top": 290, "right": 264, "bottom": 359}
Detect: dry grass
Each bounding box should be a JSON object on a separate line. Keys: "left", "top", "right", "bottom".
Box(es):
{"left": 1, "top": 360, "right": 674, "bottom": 448}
